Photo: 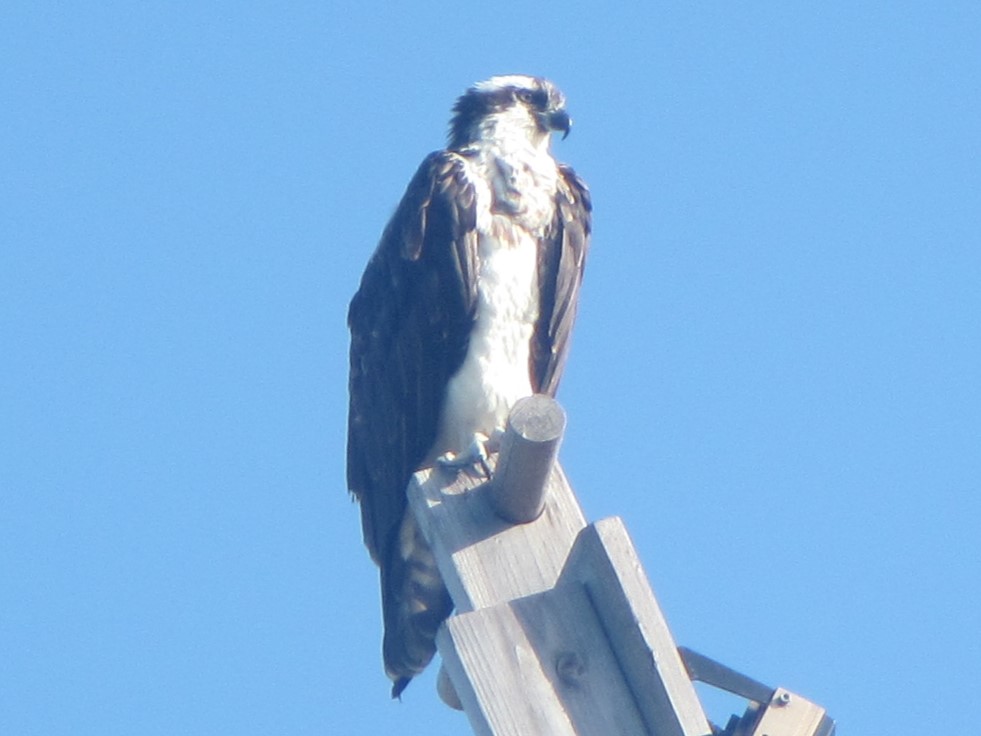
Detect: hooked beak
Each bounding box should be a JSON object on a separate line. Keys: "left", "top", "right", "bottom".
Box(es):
{"left": 547, "top": 109, "right": 572, "bottom": 140}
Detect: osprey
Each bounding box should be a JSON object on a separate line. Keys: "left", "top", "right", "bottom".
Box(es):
{"left": 347, "top": 75, "right": 591, "bottom": 697}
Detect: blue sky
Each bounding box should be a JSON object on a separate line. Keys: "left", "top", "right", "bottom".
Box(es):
{"left": 3, "top": 2, "right": 979, "bottom": 733}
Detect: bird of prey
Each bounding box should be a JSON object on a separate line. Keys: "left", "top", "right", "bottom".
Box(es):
{"left": 347, "top": 75, "right": 591, "bottom": 697}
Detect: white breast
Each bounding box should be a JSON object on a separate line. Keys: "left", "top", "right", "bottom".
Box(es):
{"left": 433, "top": 144, "right": 558, "bottom": 457}
{"left": 436, "top": 224, "right": 540, "bottom": 455}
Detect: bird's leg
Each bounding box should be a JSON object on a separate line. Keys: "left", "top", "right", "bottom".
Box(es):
{"left": 437, "top": 433, "right": 497, "bottom": 478}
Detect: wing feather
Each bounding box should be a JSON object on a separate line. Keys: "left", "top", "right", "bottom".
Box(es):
{"left": 347, "top": 151, "right": 478, "bottom": 566}
{"left": 531, "top": 164, "right": 592, "bottom": 395}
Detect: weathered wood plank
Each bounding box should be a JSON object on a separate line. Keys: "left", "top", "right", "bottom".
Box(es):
{"left": 438, "top": 584, "right": 650, "bottom": 736}
{"left": 561, "top": 518, "right": 712, "bottom": 736}
{"left": 437, "top": 601, "right": 577, "bottom": 736}
{"left": 408, "top": 458, "right": 586, "bottom": 613}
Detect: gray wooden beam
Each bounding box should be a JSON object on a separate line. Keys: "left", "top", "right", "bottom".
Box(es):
{"left": 561, "top": 518, "right": 712, "bottom": 736}
{"left": 408, "top": 456, "right": 585, "bottom": 613}
{"left": 437, "top": 584, "right": 650, "bottom": 736}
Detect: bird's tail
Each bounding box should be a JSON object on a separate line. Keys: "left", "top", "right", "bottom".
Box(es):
{"left": 381, "top": 512, "right": 454, "bottom": 698}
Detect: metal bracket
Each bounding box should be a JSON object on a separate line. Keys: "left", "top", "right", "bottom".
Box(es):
{"left": 678, "top": 647, "right": 836, "bottom": 736}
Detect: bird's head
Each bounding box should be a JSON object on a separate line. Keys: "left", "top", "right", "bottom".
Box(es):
{"left": 448, "top": 75, "right": 572, "bottom": 151}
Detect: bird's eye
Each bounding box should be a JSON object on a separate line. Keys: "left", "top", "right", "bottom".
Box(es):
{"left": 517, "top": 89, "right": 535, "bottom": 104}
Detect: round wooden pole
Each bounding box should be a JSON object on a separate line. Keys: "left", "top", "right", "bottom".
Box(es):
{"left": 489, "top": 395, "right": 566, "bottom": 524}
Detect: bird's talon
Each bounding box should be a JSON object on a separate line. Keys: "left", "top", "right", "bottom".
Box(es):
{"left": 436, "top": 437, "right": 491, "bottom": 478}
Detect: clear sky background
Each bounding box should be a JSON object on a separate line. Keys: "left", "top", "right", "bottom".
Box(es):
{"left": 3, "top": 2, "right": 979, "bottom": 734}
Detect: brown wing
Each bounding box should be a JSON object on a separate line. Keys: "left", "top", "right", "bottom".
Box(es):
{"left": 531, "top": 163, "right": 592, "bottom": 395}
{"left": 347, "top": 150, "right": 479, "bottom": 567}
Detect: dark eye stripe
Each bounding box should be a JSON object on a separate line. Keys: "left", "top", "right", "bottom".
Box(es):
{"left": 516, "top": 88, "right": 549, "bottom": 109}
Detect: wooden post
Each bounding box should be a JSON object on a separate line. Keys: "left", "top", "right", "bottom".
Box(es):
{"left": 490, "top": 395, "right": 566, "bottom": 524}
{"left": 407, "top": 397, "right": 834, "bottom": 735}
{"left": 560, "top": 519, "right": 712, "bottom": 736}
{"left": 406, "top": 397, "right": 712, "bottom": 736}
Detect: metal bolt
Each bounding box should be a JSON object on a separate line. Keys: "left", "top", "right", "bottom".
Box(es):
{"left": 775, "top": 691, "right": 792, "bottom": 707}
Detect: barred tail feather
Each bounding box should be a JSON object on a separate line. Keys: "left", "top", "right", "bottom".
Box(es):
{"left": 381, "top": 513, "right": 454, "bottom": 698}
